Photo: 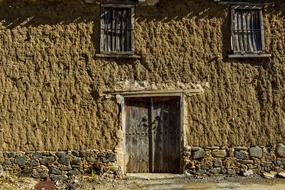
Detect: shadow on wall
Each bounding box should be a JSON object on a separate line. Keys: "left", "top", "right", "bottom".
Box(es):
{"left": 0, "top": 0, "right": 284, "bottom": 63}
{"left": 0, "top": 0, "right": 284, "bottom": 27}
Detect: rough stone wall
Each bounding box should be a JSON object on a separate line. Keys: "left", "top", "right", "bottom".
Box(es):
{"left": 0, "top": 0, "right": 284, "bottom": 152}
{"left": 0, "top": 150, "right": 119, "bottom": 181}
{"left": 183, "top": 144, "right": 285, "bottom": 178}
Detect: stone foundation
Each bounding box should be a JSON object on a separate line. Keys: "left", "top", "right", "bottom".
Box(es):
{"left": 2, "top": 144, "right": 285, "bottom": 181}
{"left": 0, "top": 150, "right": 120, "bottom": 181}
{"left": 183, "top": 144, "right": 285, "bottom": 178}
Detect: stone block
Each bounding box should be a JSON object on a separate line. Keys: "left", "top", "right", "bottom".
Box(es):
{"left": 227, "top": 169, "right": 236, "bottom": 176}
{"left": 234, "top": 150, "right": 249, "bottom": 160}
{"left": 195, "top": 169, "right": 206, "bottom": 175}
{"left": 243, "top": 169, "right": 254, "bottom": 176}
{"left": 56, "top": 151, "right": 66, "bottom": 158}
{"left": 32, "top": 152, "right": 42, "bottom": 159}
{"left": 50, "top": 168, "right": 62, "bottom": 175}
{"left": 278, "top": 172, "right": 285, "bottom": 178}
{"left": 249, "top": 146, "right": 263, "bottom": 158}
{"left": 193, "top": 149, "right": 205, "bottom": 160}
{"left": 61, "top": 166, "right": 72, "bottom": 171}
{"left": 276, "top": 144, "right": 285, "bottom": 157}
{"left": 15, "top": 156, "right": 26, "bottom": 167}
{"left": 68, "top": 169, "right": 81, "bottom": 176}
{"left": 39, "top": 156, "right": 55, "bottom": 165}
{"left": 212, "top": 150, "right": 227, "bottom": 158}
{"left": 72, "top": 151, "right": 80, "bottom": 157}
{"left": 20, "top": 167, "right": 33, "bottom": 177}
{"left": 58, "top": 157, "right": 70, "bottom": 166}
{"left": 31, "top": 159, "right": 40, "bottom": 167}
{"left": 214, "top": 160, "right": 223, "bottom": 167}
{"left": 51, "top": 174, "right": 68, "bottom": 182}
{"left": 5, "top": 152, "right": 16, "bottom": 158}
{"left": 102, "top": 153, "right": 116, "bottom": 163}
{"left": 71, "top": 158, "right": 81, "bottom": 166}
{"left": 263, "top": 171, "right": 277, "bottom": 179}
{"left": 3, "top": 160, "right": 12, "bottom": 166}
{"left": 210, "top": 168, "right": 221, "bottom": 174}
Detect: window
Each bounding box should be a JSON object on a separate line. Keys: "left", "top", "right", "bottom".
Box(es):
{"left": 100, "top": 4, "right": 134, "bottom": 55}
{"left": 229, "top": 5, "right": 270, "bottom": 58}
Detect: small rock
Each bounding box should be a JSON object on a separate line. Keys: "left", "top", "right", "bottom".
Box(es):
{"left": 56, "top": 151, "right": 66, "bottom": 158}
{"left": 193, "top": 149, "right": 205, "bottom": 160}
{"left": 278, "top": 172, "right": 285, "bottom": 178}
{"left": 31, "top": 159, "right": 40, "bottom": 167}
{"left": 210, "top": 168, "right": 221, "bottom": 174}
{"left": 71, "top": 158, "right": 81, "bottom": 166}
{"left": 249, "top": 146, "right": 263, "bottom": 158}
{"left": 50, "top": 168, "right": 62, "bottom": 175}
{"left": 214, "top": 160, "right": 223, "bottom": 167}
{"left": 15, "top": 156, "right": 26, "bottom": 167}
{"left": 40, "top": 156, "right": 55, "bottom": 165}
{"left": 68, "top": 169, "right": 80, "bottom": 176}
{"left": 58, "top": 157, "right": 70, "bottom": 166}
{"left": 227, "top": 169, "right": 236, "bottom": 176}
{"left": 3, "top": 160, "right": 11, "bottom": 166}
{"left": 243, "top": 170, "right": 254, "bottom": 176}
{"left": 32, "top": 152, "right": 42, "bottom": 159}
{"left": 234, "top": 150, "right": 249, "bottom": 160}
{"left": 72, "top": 151, "right": 80, "bottom": 157}
{"left": 184, "top": 170, "right": 193, "bottom": 178}
{"left": 51, "top": 174, "right": 68, "bottom": 182}
{"left": 103, "top": 153, "right": 116, "bottom": 163}
{"left": 263, "top": 171, "right": 277, "bottom": 179}
{"left": 212, "top": 150, "right": 227, "bottom": 158}
{"left": 276, "top": 144, "right": 285, "bottom": 157}
{"left": 6, "top": 152, "right": 16, "bottom": 158}
{"left": 196, "top": 169, "right": 206, "bottom": 175}
{"left": 61, "top": 166, "right": 72, "bottom": 171}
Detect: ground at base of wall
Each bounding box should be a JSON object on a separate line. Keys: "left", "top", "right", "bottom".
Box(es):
{"left": 1, "top": 175, "right": 285, "bottom": 190}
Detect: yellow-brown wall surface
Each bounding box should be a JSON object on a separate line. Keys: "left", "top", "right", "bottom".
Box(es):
{"left": 0, "top": 0, "right": 284, "bottom": 151}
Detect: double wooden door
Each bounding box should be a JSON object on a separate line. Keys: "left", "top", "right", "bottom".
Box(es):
{"left": 125, "top": 97, "right": 181, "bottom": 173}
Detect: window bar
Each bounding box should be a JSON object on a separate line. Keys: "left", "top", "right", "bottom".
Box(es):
{"left": 104, "top": 8, "right": 108, "bottom": 52}
{"left": 242, "top": 10, "right": 248, "bottom": 52}
{"left": 121, "top": 9, "right": 126, "bottom": 51}
{"left": 238, "top": 10, "right": 243, "bottom": 52}
{"left": 252, "top": 11, "right": 257, "bottom": 52}
{"left": 259, "top": 9, "right": 265, "bottom": 51}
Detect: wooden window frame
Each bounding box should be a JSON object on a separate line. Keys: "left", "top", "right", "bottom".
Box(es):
{"left": 100, "top": 4, "right": 135, "bottom": 56}
{"left": 228, "top": 5, "right": 271, "bottom": 58}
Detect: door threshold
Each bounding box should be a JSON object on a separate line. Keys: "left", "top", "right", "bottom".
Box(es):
{"left": 126, "top": 173, "right": 185, "bottom": 180}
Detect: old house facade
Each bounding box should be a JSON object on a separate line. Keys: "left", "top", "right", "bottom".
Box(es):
{"left": 0, "top": 0, "right": 285, "bottom": 180}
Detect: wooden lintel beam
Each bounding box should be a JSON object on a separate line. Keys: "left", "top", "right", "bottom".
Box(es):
{"left": 217, "top": 1, "right": 275, "bottom": 8}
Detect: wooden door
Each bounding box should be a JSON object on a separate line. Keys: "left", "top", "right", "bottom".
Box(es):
{"left": 151, "top": 97, "right": 181, "bottom": 173}
{"left": 125, "top": 97, "right": 181, "bottom": 173}
{"left": 125, "top": 98, "right": 150, "bottom": 173}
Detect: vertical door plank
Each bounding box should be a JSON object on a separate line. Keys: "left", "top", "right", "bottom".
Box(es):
{"left": 125, "top": 99, "right": 150, "bottom": 173}
{"left": 151, "top": 97, "right": 181, "bottom": 173}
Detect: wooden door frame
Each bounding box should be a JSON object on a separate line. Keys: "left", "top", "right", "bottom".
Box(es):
{"left": 120, "top": 91, "right": 185, "bottom": 174}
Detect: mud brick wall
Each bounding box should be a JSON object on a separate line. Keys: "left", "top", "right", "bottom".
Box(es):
{"left": 0, "top": 0, "right": 284, "bottom": 152}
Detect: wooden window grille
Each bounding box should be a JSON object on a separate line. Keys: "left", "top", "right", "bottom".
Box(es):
{"left": 231, "top": 6, "right": 265, "bottom": 54}
{"left": 100, "top": 5, "right": 134, "bottom": 54}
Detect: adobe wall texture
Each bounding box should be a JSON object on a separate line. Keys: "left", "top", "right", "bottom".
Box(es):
{"left": 0, "top": 0, "right": 284, "bottom": 154}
